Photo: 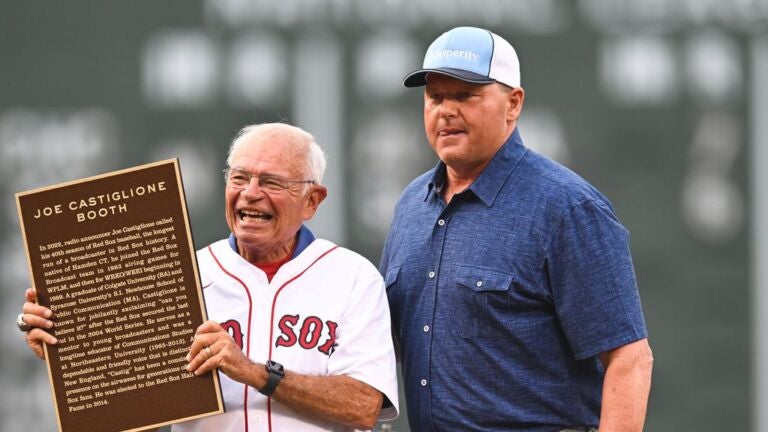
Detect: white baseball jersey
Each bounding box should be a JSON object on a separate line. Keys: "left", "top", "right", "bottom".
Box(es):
{"left": 172, "top": 236, "right": 399, "bottom": 432}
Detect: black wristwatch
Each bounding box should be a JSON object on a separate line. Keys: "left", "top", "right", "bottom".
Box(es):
{"left": 259, "top": 360, "right": 285, "bottom": 396}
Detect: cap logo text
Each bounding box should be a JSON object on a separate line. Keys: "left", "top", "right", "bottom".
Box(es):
{"left": 427, "top": 49, "right": 480, "bottom": 63}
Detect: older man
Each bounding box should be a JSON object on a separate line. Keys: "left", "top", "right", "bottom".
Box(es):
{"left": 22, "top": 123, "right": 399, "bottom": 431}
{"left": 380, "top": 27, "right": 653, "bottom": 431}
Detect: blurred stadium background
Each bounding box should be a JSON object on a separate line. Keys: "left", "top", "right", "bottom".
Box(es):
{"left": 1, "top": 1, "right": 766, "bottom": 430}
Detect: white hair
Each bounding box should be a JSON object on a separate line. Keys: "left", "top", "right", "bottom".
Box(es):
{"left": 226, "top": 123, "right": 327, "bottom": 185}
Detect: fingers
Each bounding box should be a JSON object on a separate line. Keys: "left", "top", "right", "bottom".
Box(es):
{"left": 26, "top": 338, "right": 45, "bottom": 359}
{"left": 20, "top": 307, "right": 54, "bottom": 330}
{"left": 186, "top": 323, "right": 249, "bottom": 378}
{"left": 21, "top": 287, "right": 56, "bottom": 360}
{"left": 22, "top": 288, "right": 54, "bottom": 329}
{"left": 186, "top": 337, "right": 220, "bottom": 376}
{"left": 25, "top": 288, "right": 37, "bottom": 302}
{"left": 30, "top": 327, "right": 58, "bottom": 345}
{"left": 186, "top": 321, "right": 223, "bottom": 372}
{"left": 194, "top": 320, "right": 223, "bottom": 336}
{"left": 185, "top": 320, "right": 226, "bottom": 372}
{"left": 188, "top": 321, "right": 220, "bottom": 358}
{"left": 27, "top": 328, "right": 57, "bottom": 359}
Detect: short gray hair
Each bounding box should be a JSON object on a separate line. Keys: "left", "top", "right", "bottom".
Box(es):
{"left": 226, "top": 123, "right": 327, "bottom": 185}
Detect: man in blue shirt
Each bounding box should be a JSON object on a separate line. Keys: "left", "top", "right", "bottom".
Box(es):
{"left": 381, "top": 26, "right": 653, "bottom": 431}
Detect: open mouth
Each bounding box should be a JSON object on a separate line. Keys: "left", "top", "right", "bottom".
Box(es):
{"left": 238, "top": 209, "right": 273, "bottom": 222}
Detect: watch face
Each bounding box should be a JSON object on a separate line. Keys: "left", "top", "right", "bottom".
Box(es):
{"left": 268, "top": 360, "right": 285, "bottom": 375}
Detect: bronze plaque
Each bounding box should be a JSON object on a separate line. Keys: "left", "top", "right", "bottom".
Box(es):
{"left": 16, "top": 159, "right": 223, "bottom": 432}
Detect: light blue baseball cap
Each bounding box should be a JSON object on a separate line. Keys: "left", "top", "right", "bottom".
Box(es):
{"left": 404, "top": 26, "right": 521, "bottom": 88}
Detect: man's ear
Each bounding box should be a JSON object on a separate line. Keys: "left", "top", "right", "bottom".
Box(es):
{"left": 507, "top": 86, "right": 525, "bottom": 123}
{"left": 303, "top": 185, "right": 328, "bottom": 220}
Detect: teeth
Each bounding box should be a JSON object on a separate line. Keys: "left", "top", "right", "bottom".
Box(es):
{"left": 239, "top": 210, "right": 271, "bottom": 220}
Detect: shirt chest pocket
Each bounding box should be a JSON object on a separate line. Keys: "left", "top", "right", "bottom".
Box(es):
{"left": 453, "top": 266, "right": 515, "bottom": 338}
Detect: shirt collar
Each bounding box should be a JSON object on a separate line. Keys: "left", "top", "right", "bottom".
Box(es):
{"left": 425, "top": 128, "right": 528, "bottom": 206}
{"left": 425, "top": 163, "right": 447, "bottom": 202}
{"left": 227, "top": 224, "right": 316, "bottom": 259}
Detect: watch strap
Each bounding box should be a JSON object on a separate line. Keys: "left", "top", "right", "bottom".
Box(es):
{"left": 259, "top": 360, "right": 284, "bottom": 396}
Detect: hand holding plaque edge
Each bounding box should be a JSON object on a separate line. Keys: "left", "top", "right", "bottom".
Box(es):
{"left": 21, "top": 288, "right": 57, "bottom": 359}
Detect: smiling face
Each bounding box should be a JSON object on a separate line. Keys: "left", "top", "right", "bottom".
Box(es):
{"left": 225, "top": 127, "right": 327, "bottom": 264}
{"left": 423, "top": 74, "right": 524, "bottom": 181}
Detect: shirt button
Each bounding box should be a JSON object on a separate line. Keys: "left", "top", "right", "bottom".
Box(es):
{"left": 428, "top": 271, "right": 436, "bottom": 279}
{"left": 423, "top": 325, "right": 430, "bottom": 332}
{"left": 420, "top": 379, "right": 428, "bottom": 386}
{"left": 437, "top": 219, "right": 445, "bottom": 226}
{"left": 255, "top": 415, "right": 262, "bottom": 422}
{"left": 476, "top": 280, "right": 483, "bottom": 287}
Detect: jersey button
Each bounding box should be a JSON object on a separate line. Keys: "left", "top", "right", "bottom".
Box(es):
{"left": 428, "top": 271, "right": 435, "bottom": 279}
{"left": 420, "top": 379, "right": 428, "bottom": 386}
{"left": 437, "top": 219, "right": 445, "bottom": 226}
{"left": 423, "top": 325, "right": 430, "bottom": 332}
{"left": 476, "top": 280, "right": 483, "bottom": 287}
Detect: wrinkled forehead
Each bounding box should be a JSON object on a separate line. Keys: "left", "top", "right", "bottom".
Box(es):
{"left": 231, "top": 133, "right": 307, "bottom": 175}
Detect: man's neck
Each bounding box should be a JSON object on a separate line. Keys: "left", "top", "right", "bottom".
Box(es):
{"left": 442, "top": 160, "right": 489, "bottom": 204}
{"left": 238, "top": 236, "right": 297, "bottom": 266}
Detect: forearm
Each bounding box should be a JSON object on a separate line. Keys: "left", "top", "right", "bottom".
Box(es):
{"left": 241, "top": 363, "right": 382, "bottom": 430}
{"left": 187, "top": 321, "right": 385, "bottom": 430}
{"left": 275, "top": 372, "right": 382, "bottom": 430}
{"left": 599, "top": 339, "right": 653, "bottom": 431}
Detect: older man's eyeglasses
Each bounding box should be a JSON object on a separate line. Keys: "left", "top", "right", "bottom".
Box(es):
{"left": 223, "top": 168, "right": 315, "bottom": 193}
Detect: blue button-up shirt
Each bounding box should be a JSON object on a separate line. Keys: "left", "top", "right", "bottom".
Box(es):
{"left": 381, "top": 129, "right": 647, "bottom": 431}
